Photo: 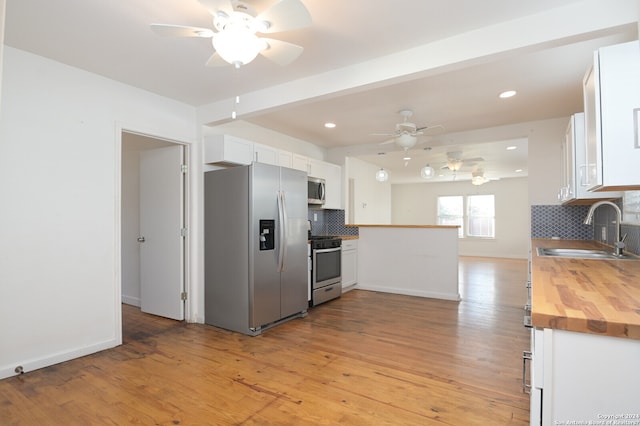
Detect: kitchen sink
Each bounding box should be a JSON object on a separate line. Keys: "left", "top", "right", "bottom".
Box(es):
{"left": 536, "top": 247, "right": 636, "bottom": 260}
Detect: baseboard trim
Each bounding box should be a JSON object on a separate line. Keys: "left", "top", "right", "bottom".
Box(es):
{"left": 0, "top": 338, "right": 118, "bottom": 380}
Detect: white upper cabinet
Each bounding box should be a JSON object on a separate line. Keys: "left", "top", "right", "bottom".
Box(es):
{"left": 322, "top": 162, "right": 343, "bottom": 210}
{"left": 253, "top": 143, "right": 279, "bottom": 165}
{"left": 278, "top": 150, "right": 293, "bottom": 168}
{"left": 559, "top": 113, "right": 621, "bottom": 204}
{"left": 583, "top": 40, "right": 640, "bottom": 191}
{"left": 204, "top": 135, "right": 343, "bottom": 209}
{"left": 291, "top": 153, "right": 311, "bottom": 173}
{"left": 204, "top": 134, "right": 253, "bottom": 166}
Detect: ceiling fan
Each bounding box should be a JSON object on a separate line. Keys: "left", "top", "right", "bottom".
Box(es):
{"left": 150, "top": 0, "right": 311, "bottom": 68}
{"left": 440, "top": 151, "right": 485, "bottom": 172}
{"left": 374, "top": 110, "right": 444, "bottom": 150}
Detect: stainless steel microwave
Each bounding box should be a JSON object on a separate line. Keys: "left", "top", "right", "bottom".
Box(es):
{"left": 308, "top": 176, "right": 325, "bottom": 205}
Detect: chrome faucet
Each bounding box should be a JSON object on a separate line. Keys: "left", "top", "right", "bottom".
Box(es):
{"left": 583, "top": 201, "right": 626, "bottom": 256}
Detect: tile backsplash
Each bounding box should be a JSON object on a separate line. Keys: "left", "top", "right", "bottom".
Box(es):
{"left": 308, "top": 208, "right": 358, "bottom": 236}
{"left": 531, "top": 203, "right": 640, "bottom": 255}
{"left": 530, "top": 205, "right": 593, "bottom": 240}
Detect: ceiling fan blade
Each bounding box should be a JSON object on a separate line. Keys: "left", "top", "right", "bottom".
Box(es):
{"left": 378, "top": 140, "right": 396, "bottom": 146}
{"left": 259, "top": 38, "right": 303, "bottom": 65}
{"left": 416, "top": 124, "right": 445, "bottom": 133}
{"left": 150, "top": 24, "right": 213, "bottom": 38}
{"left": 205, "top": 52, "right": 228, "bottom": 67}
{"left": 198, "top": 0, "right": 234, "bottom": 16}
{"left": 462, "top": 157, "right": 485, "bottom": 162}
{"left": 256, "top": 0, "right": 312, "bottom": 33}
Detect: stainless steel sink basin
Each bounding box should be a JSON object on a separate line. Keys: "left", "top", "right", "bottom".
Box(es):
{"left": 536, "top": 247, "right": 636, "bottom": 260}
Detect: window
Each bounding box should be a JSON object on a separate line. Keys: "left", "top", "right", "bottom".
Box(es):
{"left": 467, "top": 195, "right": 495, "bottom": 238}
{"left": 437, "top": 196, "right": 464, "bottom": 237}
{"left": 438, "top": 194, "right": 495, "bottom": 238}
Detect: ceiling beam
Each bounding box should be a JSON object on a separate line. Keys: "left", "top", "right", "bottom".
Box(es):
{"left": 197, "top": 0, "right": 638, "bottom": 127}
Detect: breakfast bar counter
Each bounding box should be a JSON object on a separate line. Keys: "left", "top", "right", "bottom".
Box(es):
{"left": 348, "top": 224, "right": 460, "bottom": 300}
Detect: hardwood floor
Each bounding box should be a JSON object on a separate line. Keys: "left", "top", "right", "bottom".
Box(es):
{"left": 0, "top": 257, "right": 530, "bottom": 425}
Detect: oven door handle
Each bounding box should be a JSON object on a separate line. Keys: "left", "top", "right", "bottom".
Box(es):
{"left": 314, "top": 246, "right": 341, "bottom": 254}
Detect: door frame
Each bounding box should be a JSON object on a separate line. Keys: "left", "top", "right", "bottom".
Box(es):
{"left": 115, "top": 123, "right": 193, "bottom": 344}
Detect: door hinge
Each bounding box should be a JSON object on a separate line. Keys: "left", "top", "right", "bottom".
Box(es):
{"left": 180, "top": 228, "right": 187, "bottom": 237}
{"left": 181, "top": 164, "right": 188, "bottom": 174}
{"left": 181, "top": 292, "right": 187, "bottom": 301}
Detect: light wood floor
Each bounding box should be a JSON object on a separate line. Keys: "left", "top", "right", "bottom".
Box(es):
{"left": 0, "top": 257, "right": 530, "bottom": 425}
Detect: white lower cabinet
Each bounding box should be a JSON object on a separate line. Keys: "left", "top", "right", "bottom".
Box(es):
{"left": 341, "top": 239, "right": 357, "bottom": 290}
{"left": 531, "top": 328, "right": 640, "bottom": 425}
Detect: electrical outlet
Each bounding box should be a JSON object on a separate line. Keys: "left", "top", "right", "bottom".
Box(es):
{"left": 601, "top": 226, "right": 607, "bottom": 241}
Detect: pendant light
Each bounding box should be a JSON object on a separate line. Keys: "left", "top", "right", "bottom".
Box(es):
{"left": 375, "top": 168, "right": 389, "bottom": 182}
{"left": 420, "top": 164, "right": 435, "bottom": 179}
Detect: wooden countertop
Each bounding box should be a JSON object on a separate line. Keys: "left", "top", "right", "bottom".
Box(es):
{"left": 531, "top": 238, "right": 640, "bottom": 340}
{"left": 346, "top": 224, "right": 459, "bottom": 229}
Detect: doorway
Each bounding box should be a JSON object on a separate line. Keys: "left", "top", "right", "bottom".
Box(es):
{"left": 121, "top": 131, "right": 187, "bottom": 336}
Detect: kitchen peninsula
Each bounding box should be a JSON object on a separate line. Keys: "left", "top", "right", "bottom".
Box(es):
{"left": 349, "top": 224, "right": 460, "bottom": 301}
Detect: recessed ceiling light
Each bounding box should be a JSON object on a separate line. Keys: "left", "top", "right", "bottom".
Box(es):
{"left": 506, "top": 146, "right": 517, "bottom": 150}
{"left": 515, "top": 169, "right": 523, "bottom": 173}
{"left": 499, "top": 90, "right": 517, "bottom": 99}
{"left": 324, "top": 122, "right": 336, "bottom": 128}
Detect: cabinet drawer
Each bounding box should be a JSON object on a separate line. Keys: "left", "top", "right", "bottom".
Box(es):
{"left": 342, "top": 239, "right": 358, "bottom": 251}
{"left": 313, "top": 283, "right": 341, "bottom": 305}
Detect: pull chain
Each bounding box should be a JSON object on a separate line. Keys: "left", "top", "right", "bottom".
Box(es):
{"left": 231, "top": 63, "right": 240, "bottom": 120}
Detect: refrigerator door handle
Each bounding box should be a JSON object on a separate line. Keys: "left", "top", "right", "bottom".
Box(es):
{"left": 277, "top": 191, "right": 288, "bottom": 272}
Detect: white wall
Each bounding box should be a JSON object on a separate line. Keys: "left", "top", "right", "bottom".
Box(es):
{"left": 0, "top": 47, "right": 197, "bottom": 379}
{"left": 527, "top": 117, "right": 568, "bottom": 205}
{"left": 345, "top": 157, "right": 391, "bottom": 224}
{"left": 392, "top": 177, "right": 530, "bottom": 259}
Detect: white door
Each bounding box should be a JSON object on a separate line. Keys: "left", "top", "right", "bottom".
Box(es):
{"left": 139, "top": 145, "right": 185, "bottom": 320}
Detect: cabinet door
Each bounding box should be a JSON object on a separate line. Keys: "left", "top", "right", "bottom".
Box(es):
{"left": 291, "top": 154, "right": 310, "bottom": 173}
{"left": 584, "top": 41, "right": 640, "bottom": 191}
{"left": 204, "top": 135, "right": 253, "bottom": 165}
{"left": 341, "top": 241, "right": 358, "bottom": 289}
{"left": 571, "top": 113, "right": 621, "bottom": 201}
{"left": 583, "top": 62, "right": 600, "bottom": 189}
{"left": 278, "top": 150, "right": 293, "bottom": 168}
{"left": 559, "top": 119, "right": 575, "bottom": 203}
{"left": 308, "top": 158, "right": 327, "bottom": 178}
{"left": 323, "top": 162, "right": 343, "bottom": 210}
{"left": 253, "top": 143, "right": 279, "bottom": 165}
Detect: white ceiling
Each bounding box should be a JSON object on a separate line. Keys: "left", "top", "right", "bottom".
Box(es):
{"left": 4, "top": 0, "right": 638, "bottom": 183}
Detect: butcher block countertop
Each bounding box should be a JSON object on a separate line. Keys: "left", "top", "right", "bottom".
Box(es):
{"left": 531, "top": 238, "right": 640, "bottom": 340}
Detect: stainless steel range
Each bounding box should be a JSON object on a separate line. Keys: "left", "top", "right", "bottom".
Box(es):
{"left": 309, "top": 236, "right": 342, "bottom": 306}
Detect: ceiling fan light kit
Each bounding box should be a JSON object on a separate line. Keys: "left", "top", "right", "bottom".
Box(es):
{"left": 151, "top": 0, "right": 311, "bottom": 68}
{"left": 211, "top": 23, "right": 265, "bottom": 67}
{"left": 396, "top": 133, "right": 417, "bottom": 149}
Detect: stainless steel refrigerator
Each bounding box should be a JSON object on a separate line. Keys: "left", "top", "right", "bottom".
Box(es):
{"left": 204, "top": 163, "right": 309, "bottom": 335}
